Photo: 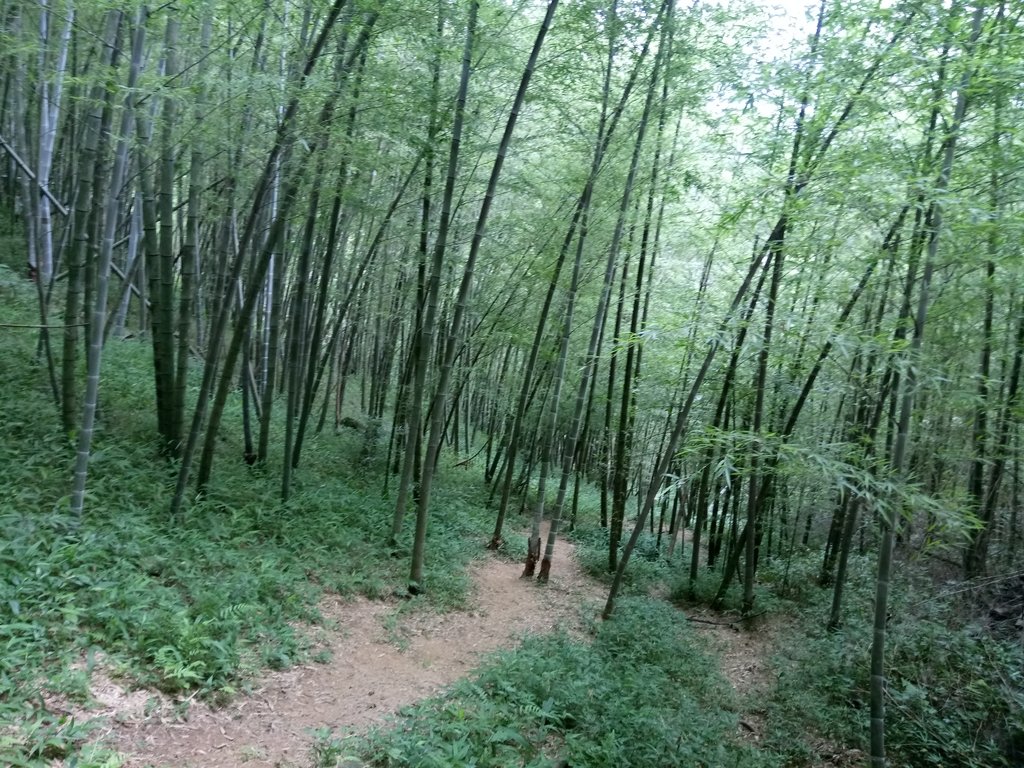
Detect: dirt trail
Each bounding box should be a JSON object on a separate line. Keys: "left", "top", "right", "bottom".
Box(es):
{"left": 88, "top": 524, "right": 605, "bottom": 768}
{"left": 668, "top": 530, "right": 779, "bottom": 745}
{"left": 686, "top": 609, "right": 779, "bottom": 743}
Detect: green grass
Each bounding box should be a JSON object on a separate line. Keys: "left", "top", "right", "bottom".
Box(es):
{"left": 0, "top": 263, "right": 497, "bottom": 765}
{"left": 352, "top": 597, "right": 777, "bottom": 768}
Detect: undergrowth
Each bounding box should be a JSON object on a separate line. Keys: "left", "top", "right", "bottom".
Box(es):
{"left": 758, "top": 551, "right": 1024, "bottom": 767}
{"left": 353, "top": 597, "right": 777, "bottom": 768}
{"left": 567, "top": 523, "right": 673, "bottom": 596}
{"left": 0, "top": 265, "right": 494, "bottom": 765}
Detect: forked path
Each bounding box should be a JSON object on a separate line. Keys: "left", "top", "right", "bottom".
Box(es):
{"left": 93, "top": 524, "right": 606, "bottom": 768}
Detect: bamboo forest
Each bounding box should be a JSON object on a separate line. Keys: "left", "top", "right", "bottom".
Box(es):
{"left": 1, "top": 0, "right": 1022, "bottom": 765}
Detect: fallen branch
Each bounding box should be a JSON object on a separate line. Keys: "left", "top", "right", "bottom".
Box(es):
{"left": 454, "top": 439, "right": 490, "bottom": 468}
{"left": 687, "top": 610, "right": 768, "bottom": 627}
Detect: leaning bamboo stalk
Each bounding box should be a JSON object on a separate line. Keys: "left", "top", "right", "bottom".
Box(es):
{"left": 61, "top": 10, "right": 121, "bottom": 435}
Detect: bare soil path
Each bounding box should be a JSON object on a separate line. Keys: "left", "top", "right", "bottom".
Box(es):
{"left": 686, "top": 609, "right": 780, "bottom": 743}
{"left": 86, "top": 524, "right": 605, "bottom": 768}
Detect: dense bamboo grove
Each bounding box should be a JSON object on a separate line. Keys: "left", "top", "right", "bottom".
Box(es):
{"left": 2, "top": 0, "right": 1023, "bottom": 764}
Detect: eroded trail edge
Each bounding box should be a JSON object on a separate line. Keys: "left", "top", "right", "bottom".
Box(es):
{"left": 89, "top": 527, "right": 605, "bottom": 768}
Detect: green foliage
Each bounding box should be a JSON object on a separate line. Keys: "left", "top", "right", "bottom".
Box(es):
{"left": 493, "top": 529, "right": 529, "bottom": 564}
{"left": 883, "top": 611, "right": 1023, "bottom": 767}
{"left": 761, "top": 571, "right": 1024, "bottom": 767}
{"left": 762, "top": 615, "right": 870, "bottom": 765}
{"left": 568, "top": 525, "right": 672, "bottom": 596}
{"left": 0, "top": 709, "right": 88, "bottom": 766}
{"left": 357, "top": 598, "right": 775, "bottom": 768}
{"left": 309, "top": 726, "right": 358, "bottom": 768}
{"left": 760, "top": 549, "right": 878, "bottom": 609}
